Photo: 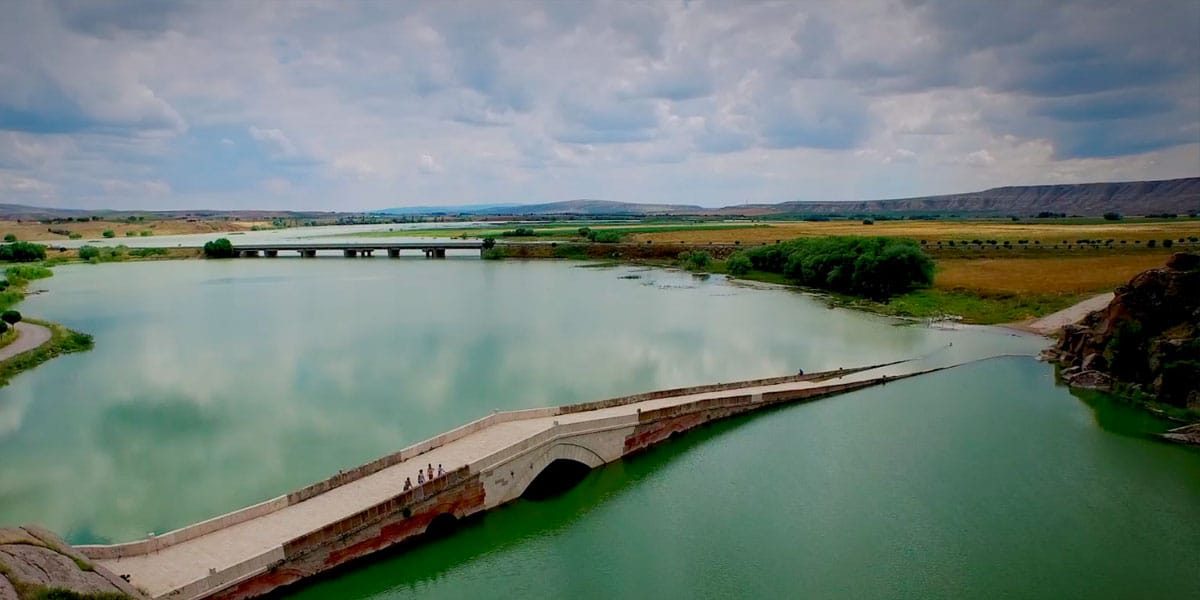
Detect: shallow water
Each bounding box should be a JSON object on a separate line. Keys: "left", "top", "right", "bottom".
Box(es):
{"left": 1, "top": 259, "right": 1196, "bottom": 597}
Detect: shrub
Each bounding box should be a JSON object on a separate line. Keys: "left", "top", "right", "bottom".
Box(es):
{"left": 1163, "top": 239, "right": 1174, "bottom": 248}
{"left": 203, "top": 238, "right": 236, "bottom": 258}
{"left": 0, "top": 321, "right": 7, "bottom": 335}
{"left": 861, "top": 219, "right": 874, "bottom": 225}
{"left": 726, "top": 252, "right": 752, "bottom": 276}
{"left": 1147, "top": 239, "right": 1157, "bottom": 248}
{"left": 102, "top": 230, "right": 115, "bottom": 238}
{"left": 129, "top": 247, "right": 168, "bottom": 257}
{"left": 481, "top": 237, "right": 496, "bottom": 249}
{"left": 481, "top": 247, "right": 507, "bottom": 260}
{"left": 743, "top": 236, "right": 933, "bottom": 299}
{"left": 1103, "top": 212, "right": 1121, "bottom": 221}
{"left": 502, "top": 227, "right": 537, "bottom": 237}
{"left": 140, "top": 230, "right": 153, "bottom": 236}
{"left": 577, "top": 227, "right": 592, "bottom": 238}
{"left": 78, "top": 246, "right": 100, "bottom": 260}
{"left": 678, "top": 250, "right": 712, "bottom": 271}
{"left": 0, "top": 242, "right": 47, "bottom": 262}
{"left": 587, "top": 230, "right": 623, "bottom": 243}
{"left": 2, "top": 233, "right": 15, "bottom": 242}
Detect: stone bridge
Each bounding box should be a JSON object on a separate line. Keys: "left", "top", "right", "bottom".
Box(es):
{"left": 78, "top": 359, "right": 961, "bottom": 600}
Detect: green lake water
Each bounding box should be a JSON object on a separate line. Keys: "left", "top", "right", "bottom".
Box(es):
{"left": 1, "top": 259, "right": 1197, "bottom": 598}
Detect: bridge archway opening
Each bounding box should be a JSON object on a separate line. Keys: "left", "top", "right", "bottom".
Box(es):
{"left": 424, "top": 513, "right": 459, "bottom": 539}
{"left": 522, "top": 458, "right": 591, "bottom": 500}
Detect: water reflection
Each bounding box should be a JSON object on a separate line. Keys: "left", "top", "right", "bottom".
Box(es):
{"left": 1, "top": 259, "right": 1043, "bottom": 542}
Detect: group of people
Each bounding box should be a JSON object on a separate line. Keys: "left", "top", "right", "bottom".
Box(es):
{"left": 403, "top": 462, "right": 446, "bottom": 491}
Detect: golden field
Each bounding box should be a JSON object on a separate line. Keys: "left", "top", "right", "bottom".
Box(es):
{"left": 932, "top": 253, "right": 1176, "bottom": 296}
{"left": 0, "top": 219, "right": 271, "bottom": 241}
{"left": 629, "top": 219, "right": 1200, "bottom": 245}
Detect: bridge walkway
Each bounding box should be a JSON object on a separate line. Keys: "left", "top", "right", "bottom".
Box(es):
{"left": 92, "top": 360, "right": 933, "bottom": 597}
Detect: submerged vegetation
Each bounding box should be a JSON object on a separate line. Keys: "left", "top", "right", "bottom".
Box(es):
{"left": 742, "top": 237, "right": 934, "bottom": 300}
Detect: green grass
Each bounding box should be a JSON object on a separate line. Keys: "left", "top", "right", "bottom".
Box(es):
{"left": 861, "top": 288, "right": 1084, "bottom": 324}
{"left": 0, "top": 318, "right": 94, "bottom": 388}
{"left": 5, "top": 264, "right": 53, "bottom": 285}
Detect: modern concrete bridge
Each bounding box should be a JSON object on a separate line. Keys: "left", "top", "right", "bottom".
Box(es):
{"left": 230, "top": 241, "right": 486, "bottom": 258}
{"left": 78, "top": 359, "right": 962, "bottom": 600}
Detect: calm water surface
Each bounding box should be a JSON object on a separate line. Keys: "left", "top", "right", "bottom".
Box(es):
{"left": 1, "top": 259, "right": 1196, "bottom": 598}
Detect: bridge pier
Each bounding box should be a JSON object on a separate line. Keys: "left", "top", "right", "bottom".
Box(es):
{"left": 298, "top": 249, "right": 317, "bottom": 258}
{"left": 388, "top": 248, "right": 401, "bottom": 258}
{"left": 362, "top": 250, "right": 374, "bottom": 257}
{"left": 240, "top": 250, "right": 259, "bottom": 258}
{"left": 344, "top": 249, "right": 357, "bottom": 258}
{"left": 264, "top": 250, "right": 278, "bottom": 257}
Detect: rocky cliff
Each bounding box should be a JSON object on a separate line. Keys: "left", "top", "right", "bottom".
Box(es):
{"left": 0, "top": 526, "right": 144, "bottom": 600}
{"left": 1050, "top": 253, "right": 1200, "bottom": 416}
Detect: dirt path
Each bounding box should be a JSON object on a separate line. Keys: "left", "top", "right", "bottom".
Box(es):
{"left": 0, "top": 322, "right": 52, "bottom": 362}
{"left": 1021, "top": 292, "right": 1114, "bottom": 336}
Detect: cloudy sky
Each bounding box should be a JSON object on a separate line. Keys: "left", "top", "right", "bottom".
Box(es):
{"left": 0, "top": 0, "right": 1197, "bottom": 210}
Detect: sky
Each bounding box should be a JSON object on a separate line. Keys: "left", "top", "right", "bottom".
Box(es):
{"left": 0, "top": 0, "right": 1197, "bottom": 211}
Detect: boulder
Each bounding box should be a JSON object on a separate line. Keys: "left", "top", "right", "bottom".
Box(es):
{"left": 0, "top": 526, "right": 144, "bottom": 599}
{"left": 1052, "top": 253, "right": 1200, "bottom": 408}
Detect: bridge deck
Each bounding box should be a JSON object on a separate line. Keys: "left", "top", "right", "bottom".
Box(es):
{"left": 231, "top": 241, "right": 484, "bottom": 250}
{"left": 91, "top": 361, "right": 930, "bottom": 598}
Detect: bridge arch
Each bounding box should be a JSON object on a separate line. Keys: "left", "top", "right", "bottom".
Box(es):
{"left": 512, "top": 442, "right": 606, "bottom": 500}
{"left": 423, "top": 512, "right": 459, "bottom": 539}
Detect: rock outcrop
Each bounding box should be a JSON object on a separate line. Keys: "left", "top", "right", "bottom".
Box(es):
{"left": 1049, "top": 253, "right": 1200, "bottom": 412}
{"left": 0, "top": 526, "right": 144, "bottom": 600}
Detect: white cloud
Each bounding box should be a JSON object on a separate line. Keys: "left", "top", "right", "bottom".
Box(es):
{"left": 0, "top": 0, "right": 1194, "bottom": 210}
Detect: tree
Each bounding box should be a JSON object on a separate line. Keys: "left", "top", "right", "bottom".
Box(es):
{"left": 0, "top": 241, "right": 46, "bottom": 262}
{"left": 102, "top": 230, "right": 115, "bottom": 238}
{"left": 2, "top": 234, "right": 15, "bottom": 242}
{"left": 726, "top": 252, "right": 752, "bottom": 276}
{"left": 0, "top": 321, "right": 8, "bottom": 336}
{"left": 481, "top": 237, "right": 496, "bottom": 250}
{"left": 78, "top": 246, "right": 101, "bottom": 260}
{"left": 1, "top": 310, "right": 20, "bottom": 328}
{"left": 1103, "top": 212, "right": 1122, "bottom": 221}
{"left": 203, "top": 237, "right": 236, "bottom": 258}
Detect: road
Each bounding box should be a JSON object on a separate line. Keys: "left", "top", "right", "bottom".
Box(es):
{"left": 0, "top": 322, "right": 51, "bottom": 362}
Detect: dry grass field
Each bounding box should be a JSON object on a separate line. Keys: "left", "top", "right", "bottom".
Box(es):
{"left": 629, "top": 219, "right": 1200, "bottom": 245}
{"left": 932, "top": 253, "right": 1175, "bottom": 295}
{"left": 0, "top": 219, "right": 271, "bottom": 241}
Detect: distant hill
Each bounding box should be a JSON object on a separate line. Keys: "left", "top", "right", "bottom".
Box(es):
{"left": 719, "top": 178, "right": 1200, "bottom": 217}
{"left": 471, "top": 199, "right": 706, "bottom": 216}
{"left": 375, "top": 203, "right": 522, "bottom": 215}
{"left": 2, "top": 177, "right": 1196, "bottom": 219}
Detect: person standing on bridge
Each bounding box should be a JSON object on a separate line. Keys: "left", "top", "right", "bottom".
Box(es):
{"left": 437, "top": 464, "right": 445, "bottom": 477}
{"left": 417, "top": 470, "right": 425, "bottom": 485}
{"left": 427, "top": 463, "right": 434, "bottom": 481}
{"left": 404, "top": 477, "right": 412, "bottom": 491}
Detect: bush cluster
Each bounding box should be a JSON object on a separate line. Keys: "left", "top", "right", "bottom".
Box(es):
{"left": 677, "top": 250, "right": 712, "bottom": 271}
{"left": 743, "top": 236, "right": 934, "bottom": 299}
{"left": 203, "top": 238, "right": 236, "bottom": 258}
{"left": 0, "top": 242, "right": 47, "bottom": 262}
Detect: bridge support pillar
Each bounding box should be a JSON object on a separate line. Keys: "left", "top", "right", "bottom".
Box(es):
{"left": 298, "top": 249, "right": 316, "bottom": 258}
{"left": 361, "top": 250, "right": 373, "bottom": 257}
{"left": 423, "top": 249, "right": 433, "bottom": 258}
{"left": 344, "top": 249, "right": 357, "bottom": 258}
{"left": 264, "top": 250, "right": 278, "bottom": 257}
{"left": 434, "top": 248, "right": 446, "bottom": 258}
{"left": 241, "top": 250, "right": 259, "bottom": 257}
{"left": 388, "top": 248, "right": 401, "bottom": 258}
